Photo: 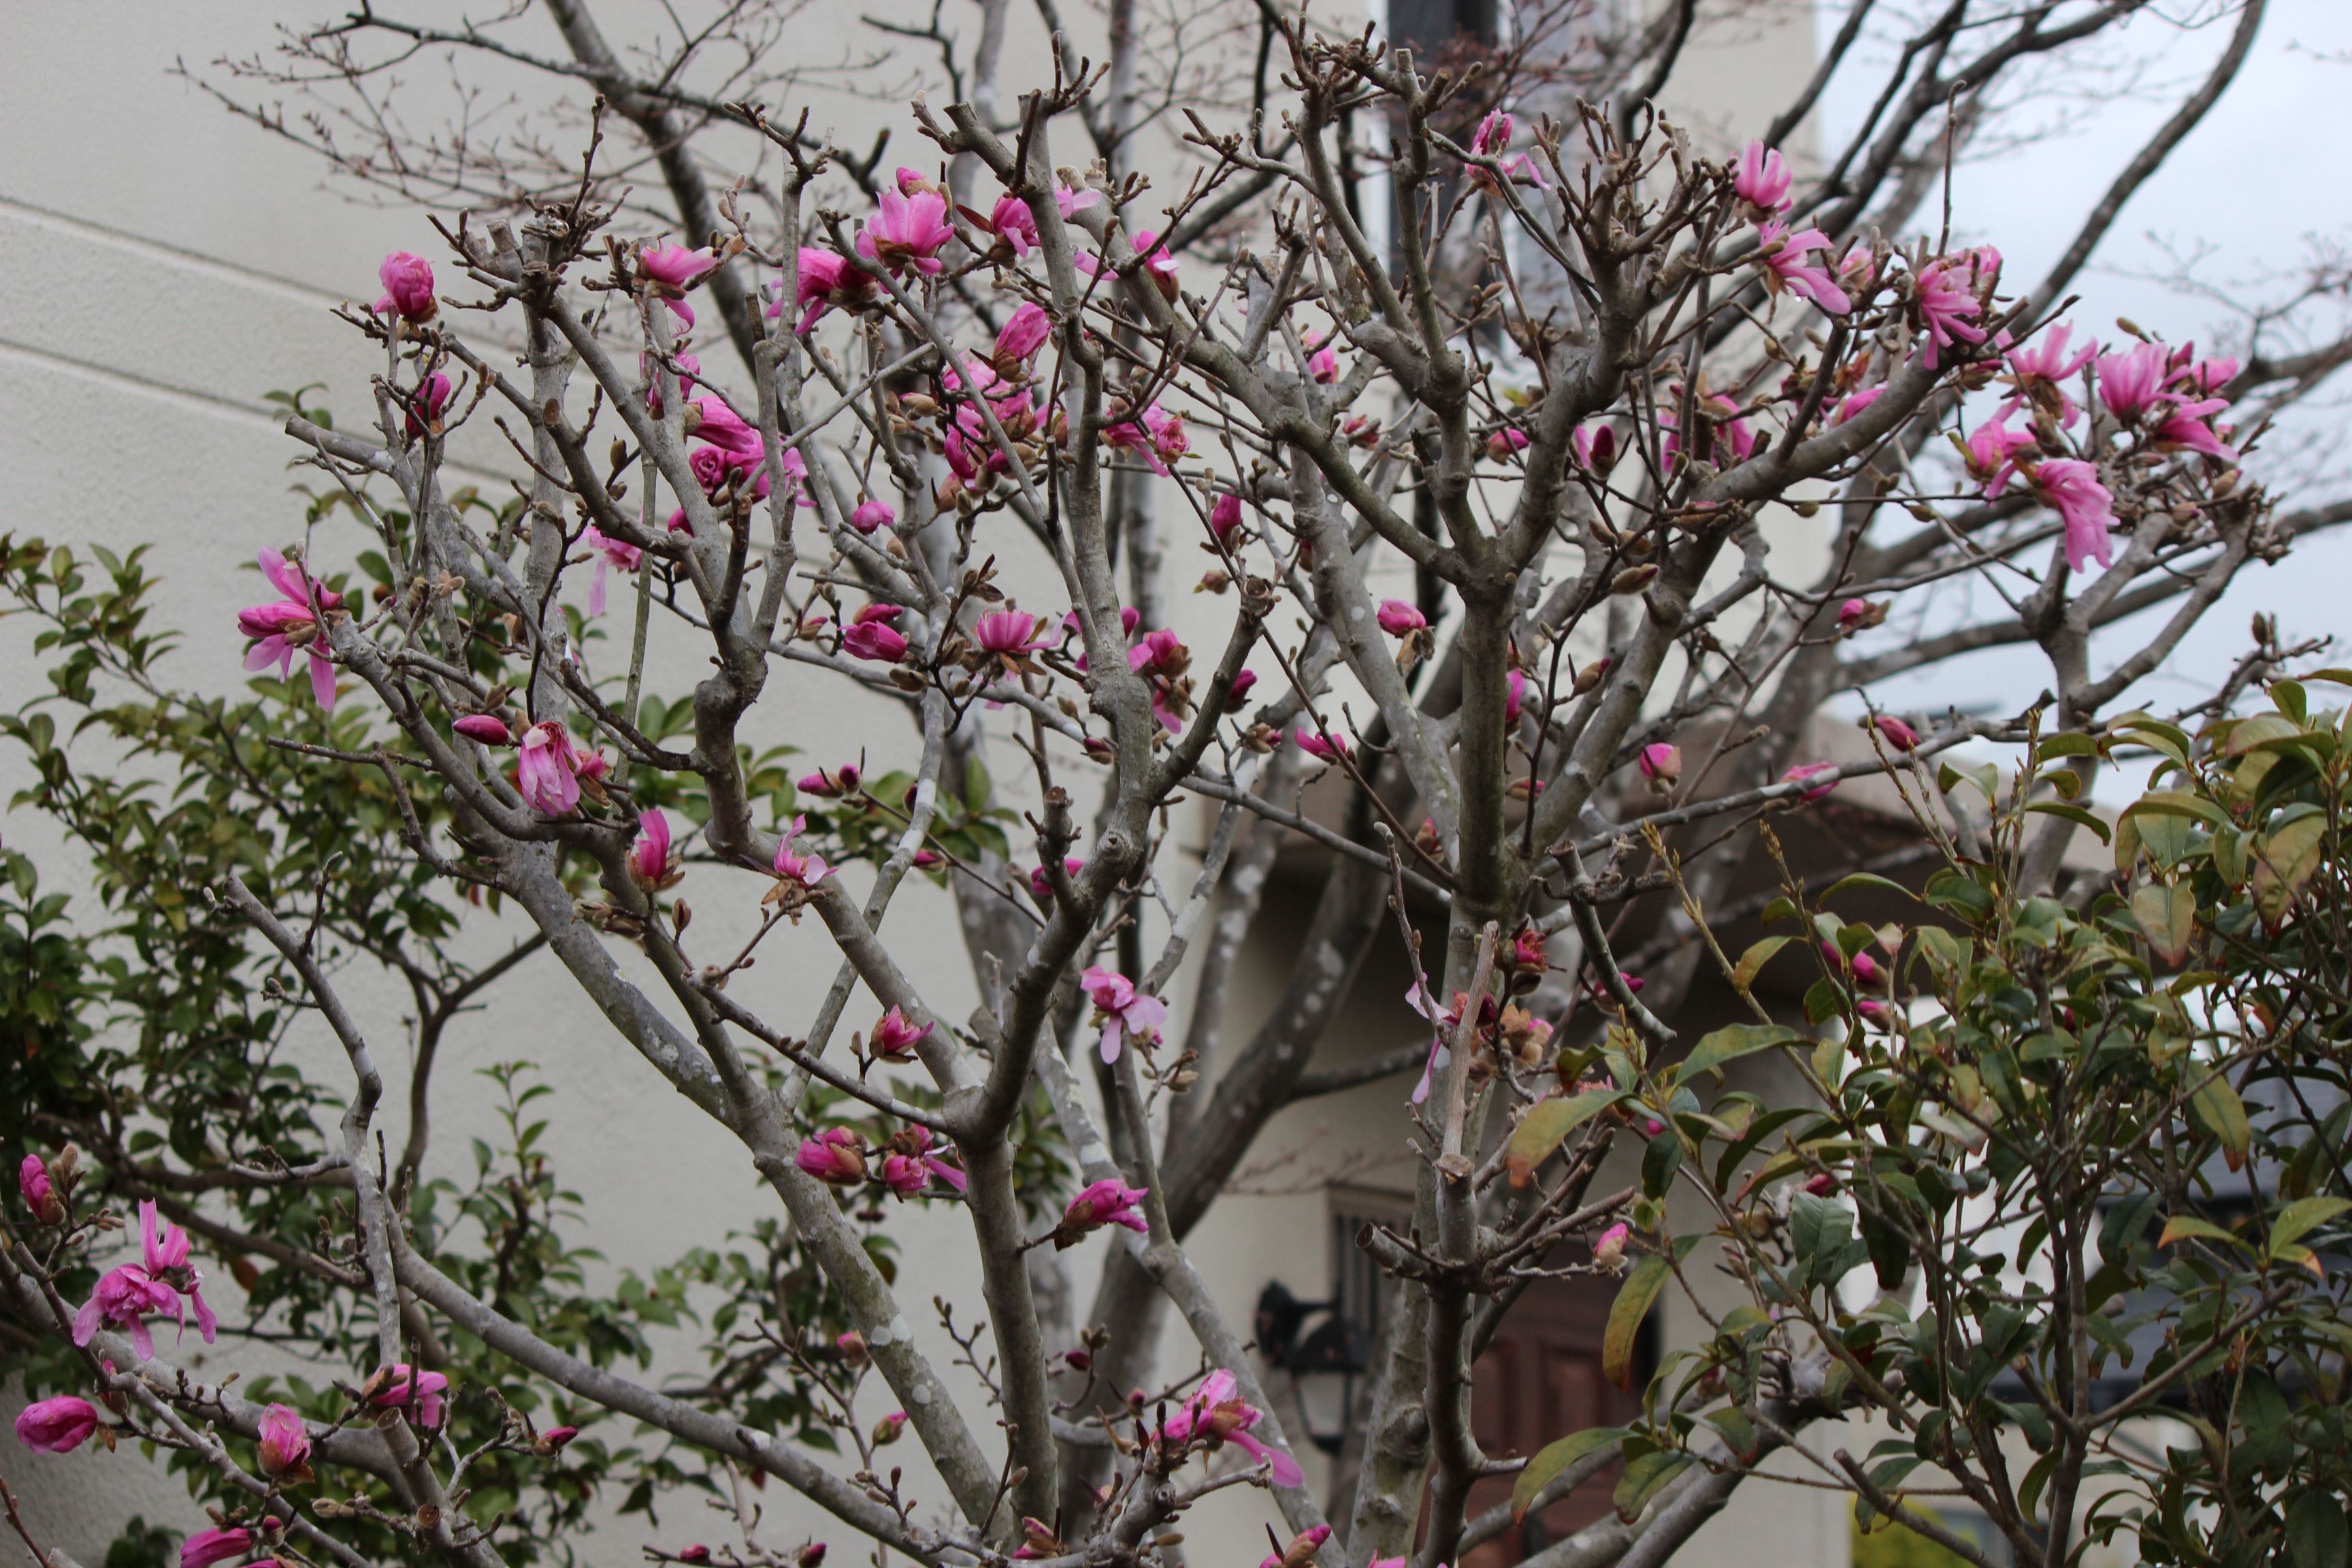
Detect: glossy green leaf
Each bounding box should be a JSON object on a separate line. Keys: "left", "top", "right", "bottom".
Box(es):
{"left": 1511, "top": 1426, "right": 1625, "bottom": 1521}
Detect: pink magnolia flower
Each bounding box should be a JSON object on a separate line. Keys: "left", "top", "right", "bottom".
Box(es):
{"left": 1961, "top": 413, "right": 2036, "bottom": 498}
{"left": 2036, "top": 457, "right": 2117, "bottom": 572}
{"left": 873, "top": 1411, "right": 910, "bottom": 1446}
{"left": 20, "top": 1154, "right": 63, "bottom": 1224}
{"left": 1869, "top": 715, "right": 1921, "bottom": 753}
{"left": 881, "top": 1151, "right": 934, "bottom": 1196}
{"left": 1056, "top": 184, "right": 1105, "bottom": 218}
{"left": 1574, "top": 422, "right": 1619, "bottom": 470}
{"left": 1029, "top": 857, "right": 1085, "bottom": 903}
{"left": 843, "top": 603, "right": 909, "bottom": 663}
{"left": 642, "top": 349, "right": 702, "bottom": 416}
{"left": 140, "top": 1200, "right": 216, "bottom": 1339}
{"left": 1081, "top": 966, "right": 1169, "bottom": 1064}
{"left": 796, "top": 1128, "right": 868, "bottom": 1185}
{"left": 402, "top": 372, "right": 453, "bottom": 440}
{"left": 996, "top": 302, "right": 1053, "bottom": 367}
{"left": 869, "top": 1006, "right": 932, "bottom": 1063}
{"left": 1060, "top": 1177, "right": 1149, "bottom": 1237}
{"left": 2096, "top": 342, "right": 2171, "bottom": 421}
{"left": 371, "top": 1365, "right": 449, "bottom": 1427}
{"left": 258, "top": 1403, "right": 312, "bottom": 1476}
{"left": 989, "top": 194, "right": 1041, "bottom": 257}
{"left": 1592, "top": 1222, "right": 1631, "bottom": 1270}
{"left": 784, "top": 248, "right": 878, "bottom": 333}
{"left": 518, "top": 720, "right": 592, "bottom": 816}
{"left": 851, "top": 499, "right": 898, "bottom": 535}
{"left": 1377, "top": 600, "right": 1427, "bottom": 636}
{"left": 2006, "top": 323, "right": 2097, "bottom": 425}
{"left": 1487, "top": 426, "right": 1530, "bottom": 462}
{"left": 1733, "top": 140, "right": 1792, "bottom": 212}
{"left": 1833, "top": 387, "right": 1884, "bottom": 425}
{"left": 182, "top": 1527, "right": 254, "bottom": 1568}
{"left": 1659, "top": 392, "right": 1755, "bottom": 468}
{"left": 1209, "top": 493, "right": 1246, "bottom": 544}
{"left": 1754, "top": 222, "right": 1850, "bottom": 314}
{"left": 1294, "top": 723, "right": 1348, "bottom": 764}
{"left": 888, "top": 1125, "right": 968, "bottom": 1194}
{"left": 1505, "top": 669, "right": 1528, "bottom": 727}
{"left": 860, "top": 188, "right": 954, "bottom": 276}
{"left": 772, "top": 815, "right": 833, "bottom": 888}
{"left": 453, "top": 713, "right": 513, "bottom": 747}
{"left": 1913, "top": 248, "right": 1999, "bottom": 369}
{"left": 1638, "top": 742, "right": 1680, "bottom": 784}
{"left": 1836, "top": 598, "right": 1874, "bottom": 632}
{"left": 2156, "top": 397, "right": 2238, "bottom": 462}
{"left": 375, "top": 251, "right": 436, "bottom": 321}
{"left": 975, "top": 608, "right": 1049, "bottom": 660}
{"left": 541, "top": 1425, "right": 578, "bottom": 1450}
{"left": 1161, "top": 1369, "right": 1305, "bottom": 1488}
{"left": 2174, "top": 351, "right": 2238, "bottom": 395}
{"left": 1781, "top": 761, "right": 1840, "bottom": 800}
{"left": 1103, "top": 404, "right": 1179, "bottom": 476}
{"left": 1306, "top": 333, "right": 1339, "bottom": 384}
{"left": 73, "top": 1264, "right": 178, "bottom": 1360}
{"left": 1128, "top": 628, "right": 1187, "bottom": 677}
{"left": 627, "top": 808, "right": 675, "bottom": 890}
{"left": 14, "top": 1395, "right": 99, "bottom": 1454}
{"left": 798, "top": 764, "right": 862, "bottom": 798}
{"left": 238, "top": 548, "right": 344, "bottom": 711}
{"left": 581, "top": 525, "right": 642, "bottom": 617}
{"left": 1074, "top": 229, "right": 1178, "bottom": 297}
{"left": 638, "top": 244, "right": 720, "bottom": 326}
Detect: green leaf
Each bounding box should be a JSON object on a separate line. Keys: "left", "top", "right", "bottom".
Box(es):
{"left": 1820, "top": 872, "right": 1918, "bottom": 903}
{"left": 2036, "top": 733, "right": 2102, "bottom": 762}
{"left": 1512, "top": 1426, "right": 1625, "bottom": 1521}
{"left": 2270, "top": 1196, "right": 2352, "bottom": 1253}
{"left": 1729, "top": 936, "right": 1790, "bottom": 993}
{"left": 1604, "top": 1251, "right": 1673, "bottom": 1390}
{"left": 2157, "top": 1215, "right": 2240, "bottom": 1249}
{"left": 2188, "top": 1075, "right": 2252, "bottom": 1171}
{"left": 2254, "top": 813, "right": 2328, "bottom": 924}
{"left": 1679, "top": 1023, "right": 1806, "bottom": 1084}
{"left": 2127, "top": 790, "right": 2230, "bottom": 828}
{"left": 1612, "top": 1450, "right": 1691, "bottom": 1520}
{"left": 2130, "top": 882, "right": 2197, "bottom": 966}
{"left": 2287, "top": 1491, "right": 2350, "bottom": 1568}
{"left": 2025, "top": 800, "right": 2112, "bottom": 845}
{"left": 2224, "top": 712, "right": 2302, "bottom": 757}
{"left": 1505, "top": 1089, "right": 1626, "bottom": 1188}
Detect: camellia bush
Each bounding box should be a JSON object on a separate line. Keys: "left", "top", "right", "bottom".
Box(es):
{"left": 8, "top": 2, "right": 2352, "bottom": 1568}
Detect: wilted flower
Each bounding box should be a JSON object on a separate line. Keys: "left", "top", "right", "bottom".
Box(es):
{"left": 1080, "top": 966, "right": 1169, "bottom": 1064}
{"left": 238, "top": 548, "right": 344, "bottom": 710}
{"left": 771, "top": 815, "right": 833, "bottom": 889}
{"left": 518, "top": 719, "right": 594, "bottom": 816}
{"left": 1160, "top": 1369, "right": 1305, "bottom": 1487}
{"left": 581, "top": 525, "right": 643, "bottom": 618}
{"left": 2036, "top": 458, "right": 2117, "bottom": 573}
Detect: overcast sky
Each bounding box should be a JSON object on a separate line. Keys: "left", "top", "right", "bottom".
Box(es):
{"left": 1816, "top": 1, "right": 2352, "bottom": 791}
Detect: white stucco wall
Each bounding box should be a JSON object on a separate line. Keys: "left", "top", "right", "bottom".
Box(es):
{"left": 1, "top": 5, "right": 1835, "bottom": 1567}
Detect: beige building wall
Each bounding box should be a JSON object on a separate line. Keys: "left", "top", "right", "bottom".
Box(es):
{"left": 1, "top": 4, "right": 1831, "bottom": 1567}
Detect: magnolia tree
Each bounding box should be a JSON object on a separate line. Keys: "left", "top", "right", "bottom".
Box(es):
{"left": 10, "top": 1, "right": 2352, "bottom": 1567}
